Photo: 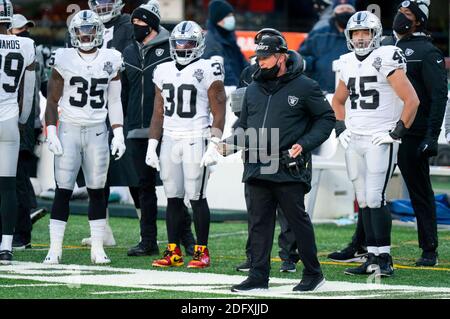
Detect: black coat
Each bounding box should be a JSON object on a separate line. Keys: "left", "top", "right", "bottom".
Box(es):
{"left": 231, "top": 58, "right": 335, "bottom": 189}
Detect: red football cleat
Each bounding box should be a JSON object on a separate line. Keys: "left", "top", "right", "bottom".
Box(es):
{"left": 152, "top": 243, "right": 184, "bottom": 267}
{"left": 187, "top": 245, "right": 210, "bottom": 268}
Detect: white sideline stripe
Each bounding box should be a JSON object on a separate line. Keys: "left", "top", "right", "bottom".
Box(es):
{"left": 91, "top": 290, "right": 154, "bottom": 295}
{"left": 2, "top": 262, "right": 450, "bottom": 299}
{"left": 0, "top": 283, "right": 66, "bottom": 288}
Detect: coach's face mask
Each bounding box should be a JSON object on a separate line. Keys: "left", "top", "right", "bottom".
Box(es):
{"left": 393, "top": 12, "right": 414, "bottom": 35}
{"left": 17, "top": 30, "right": 31, "bottom": 38}
{"left": 259, "top": 58, "right": 281, "bottom": 81}
{"left": 133, "top": 24, "right": 151, "bottom": 42}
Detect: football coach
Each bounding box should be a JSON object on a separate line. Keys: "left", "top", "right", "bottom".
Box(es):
{"left": 221, "top": 34, "right": 336, "bottom": 292}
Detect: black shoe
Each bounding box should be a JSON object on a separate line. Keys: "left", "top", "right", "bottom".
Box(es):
{"left": 30, "top": 208, "right": 47, "bottom": 225}
{"left": 293, "top": 274, "right": 325, "bottom": 292}
{"left": 377, "top": 253, "right": 394, "bottom": 277}
{"left": 12, "top": 237, "right": 31, "bottom": 250}
{"left": 344, "top": 253, "right": 379, "bottom": 275}
{"left": 231, "top": 278, "right": 268, "bottom": 292}
{"left": 180, "top": 225, "right": 196, "bottom": 257}
{"left": 416, "top": 251, "right": 438, "bottom": 267}
{"left": 280, "top": 260, "right": 296, "bottom": 273}
{"left": 235, "top": 259, "right": 251, "bottom": 272}
{"left": 0, "top": 250, "right": 13, "bottom": 265}
{"left": 127, "top": 242, "right": 159, "bottom": 256}
{"left": 183, "top": 243, "right": 195, "bottom": 257}
{"left": 328, "top": 245, "right": 368, "bottom": 263}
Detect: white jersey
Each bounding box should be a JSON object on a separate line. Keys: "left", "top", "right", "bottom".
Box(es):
{"left": 0, "top": 35, "right": 35, "bottom": 121}
{"left": 153, "top": 58, "right": 224, "bottom": 134}
{"left": 339, "top": 45, "right": 407, "bottom": 135}
{"left": 50, "top": 47, "right": 123, "bottom": 126}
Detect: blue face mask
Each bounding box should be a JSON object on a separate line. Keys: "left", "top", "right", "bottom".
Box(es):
{"left": 222, "top": 16, "right": 236, "bottom": 31}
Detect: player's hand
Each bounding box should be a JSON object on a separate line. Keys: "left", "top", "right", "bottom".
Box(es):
{"left": 200, "top": 137, "right": 220, "bottom": 167}
{"left": 46, "top": 125, "right": 63, "bottom": 156}
{"left": 338, "top": 129, "right": 351, "bottom": 149}
{"left": 146, "top": 139, "right": 160, "bottom": 171}
{"left": 289, "top": 144, "right": 302, "bottom": 158}
{"left": 372, "top": 133, "right": 401, "bottom": 146}
{"left": 111, "top": 127, "right": 126, "bottom": 160}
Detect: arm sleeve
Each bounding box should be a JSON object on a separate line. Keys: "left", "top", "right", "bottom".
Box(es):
{"left": 422, "top": 48, "right": 448, "bottom": 138}
{"left": 296, "top": 82, "right": 336, "bottom": 153}
{"left": 19, "top": 68, "right": 36, "bottom": 124}
{"left": 107, "top": 80, "right": 124, "bottom": 126}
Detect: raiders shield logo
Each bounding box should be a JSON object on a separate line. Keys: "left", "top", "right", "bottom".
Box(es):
{"left": 103, "top": 61, "right": 114, "bottom": 75}
{"left": 372, "top": 57, "right": 382, "bottom": 72}
{"left": 288, "top": 95, "right": 299, "bottom": 107}
{"left": 405, "top": 48, "right": 414, "bottom": 56}
{"left": 155, "top": 48, "right": 164, "bottom": 57}
{"left": 193, "top": 69, "right": 204, "bottom": 83}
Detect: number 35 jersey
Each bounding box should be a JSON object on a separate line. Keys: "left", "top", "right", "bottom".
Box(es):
{"left": 339, "top": 45, "right": 407, "bottom": 136}
{"left": 50, "top": 48, "right": 123, "bottom": 126}
{"left": 0, "top": 35, "right": 35, "bottom": 121}
{"left": 153, "top": 58, "right": 224, "bottom": 133}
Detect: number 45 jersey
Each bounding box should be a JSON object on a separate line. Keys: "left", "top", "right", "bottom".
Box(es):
{"left": 153, "top": 58, "right": 224, "bottom": 133}
{"left": 339, "top": 45, "right": 407, "bottom": 136}
{"left": 0, "top": 34, "right": 35, "bottom": 121}
{"left": 50, "top": 48, "right": 123, "bottom": 126}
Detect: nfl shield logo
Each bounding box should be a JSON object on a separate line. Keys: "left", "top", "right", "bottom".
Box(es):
{"left": 288, "top": 95, "right": 299, "bottom": 107}
{"left": 372, "top": 57, "right": 382, "bottom": 71}
{"left": 103, "top": 61, "right": 114, "bottom": 75}
{"left": 405, "top": 48, "right": 414, "bottom": 56}
{"left": 193, "top": 69, "right": 204, "bottom": 83}
{"left": 155, "top": 48, "right": 164, "bottom": 57}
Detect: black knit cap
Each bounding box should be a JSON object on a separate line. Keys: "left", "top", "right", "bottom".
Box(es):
{"left": 131, "top": 2, "right": 161, "bottom": 31}
{"left": 208, "top": 0, "right": 234, "bottom": 25}
{"left": 398, "top": 0, "right": 429, "bottom": 26}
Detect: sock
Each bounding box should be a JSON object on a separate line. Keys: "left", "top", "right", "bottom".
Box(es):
{"left": 87, "top": 188, "right": 107, "bottom": 220}
{"left": 370, "top": 206, "right": 392, "bottom": 247}
{"left": 378, "top": 246, "right": 391, "bottom": 255}
{"left": 361, "top": 207, "right": 376, "bottom": 248}
{"left": 190, "top": 198, "right": 211, "bottom": 246}
{"left": 89, "top": 219, "right": 106, "bottom": 252}
{"left": 0, "top": 177, "right": 18, "bottom": 235}
{"left": 49, "top": 219, "right": 66, "bottom": 252}
{"left": 367, "top": 246, "right": 379, "bottom": 256}
{"left": 51, "top": 188, "right": 72, "bottom": 222}
{"left": 166, "top": 198, "right": 185, "bottom": 245}
{"left": 0, "top": 235, "right": 13, "bottom": 251}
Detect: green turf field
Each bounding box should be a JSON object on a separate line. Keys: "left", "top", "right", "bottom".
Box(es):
{"left": 1, "top": 214, "right": 450, "bottom": 299}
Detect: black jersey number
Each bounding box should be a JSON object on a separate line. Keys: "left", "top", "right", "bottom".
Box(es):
{"left": 0, "top": 52, "right": 25, "bottom": 93}
{"left": 347, "top": 76, "right": 380, "bottom": 110}
{"left": 211, "top": 62, "right": 223, "bottom": 76}
{"left": 393, "top": 50, "right": 407, "bottom": 64}
{"left": 162, "top": 84, "right": 197, "bottom": 118}
{"left": 69, "top": 77, "right": 108, "bottom": 109}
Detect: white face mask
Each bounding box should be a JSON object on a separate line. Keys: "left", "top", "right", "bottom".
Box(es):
{"left": 222, "top": 16, "right": 236, "bottom": 31}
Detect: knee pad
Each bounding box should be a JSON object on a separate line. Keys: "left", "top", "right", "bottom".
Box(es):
{"left": 87, "top": 188, "right": 106, "bottom": 220}
{"left": 51, "top": 188, "right": 73, "bottom": 222}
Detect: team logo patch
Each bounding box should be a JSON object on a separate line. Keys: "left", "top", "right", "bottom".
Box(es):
{"left": 103, "top": 61, "right": 114, "bottom": 75}
{"left": 193, "top": 69, "right": 204, "bottom": 83}
{"left": 372, "top": 57, "right": 382, "bottom": 71}
{"left": 288, "top": 95, "right": 299, "bottom": 107}
{"left": 155, "top": 48, "right": 164, "bottom": 57}
{"left": 405, "top": 48, "right": 414, "bottom": 56}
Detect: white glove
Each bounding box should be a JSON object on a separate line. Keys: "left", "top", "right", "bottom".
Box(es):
{"left": 111, "top": 127, "right": 126, "bottom": 160}
{"left": 446, "top": 132, "right": 450, "bottom": 143}
{"left": 146, "top": 139, "right": 160, "bottom": 171}
{"left": 338, "top": 129, "right": 351, "bottom": 150}
{"left": 200, "top": 137, "right": 220, "bottom": 168}
{"left": 372, "top": 133, "right": 401, "bottom": 146}
{"left": 46, "top": 125, "right": 63, "bottom": 156}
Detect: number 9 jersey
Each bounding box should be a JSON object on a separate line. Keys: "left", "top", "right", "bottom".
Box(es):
{"left": 50, "top": 47, "right": 123, "bottom": 126}
{"left": 339, "top": 45, "right": 407, "bottom": 136}
{"left": 0, "top": 35, "right": 35, "bottom": 121}
{"left": 153, "top": 58, "right": 224, "bottom": 133}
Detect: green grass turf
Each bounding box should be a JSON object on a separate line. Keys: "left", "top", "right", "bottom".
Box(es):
{"left": 1, "top": 214, "right": 450, "bottom": 298}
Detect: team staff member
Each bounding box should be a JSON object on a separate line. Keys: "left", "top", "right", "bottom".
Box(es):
{"left": 122, "top": 2, "right": 195, "bottom": 257}
{"left": 223, "top": 34, "right": 335, "bottom": 292}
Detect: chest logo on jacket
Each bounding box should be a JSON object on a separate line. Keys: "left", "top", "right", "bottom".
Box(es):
{"left": 288, "top": 95, "right": 299, "bottom": 107}
{"left": 193, "top": 69, "right": 204, "bottom": 83}
{"left": 155, "top": 48, "right": 165, "bottom": 57}
{"left": 405, "top": 48, "right": 414, "bottom": 57}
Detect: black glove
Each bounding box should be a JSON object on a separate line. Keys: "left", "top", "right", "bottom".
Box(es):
{"left": 418, "top": 136, "right": 439, "bottom": 158}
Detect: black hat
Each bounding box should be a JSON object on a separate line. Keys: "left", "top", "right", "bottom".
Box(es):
{"left": 208, "top": 0, "right": 234, "bottom": 25}
{"left": 255, "top": 36, "right": 288, "bottom": 58}
{"left": 131, "top": 1, "right": 161, "bottom": 31}
{"left": 398, "top": 0, "right": 430, "bottom": 27}
{"left": 254, "top": 28, "right": 284, "bottom": 44}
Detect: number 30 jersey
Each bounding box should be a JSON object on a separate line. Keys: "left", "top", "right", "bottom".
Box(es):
{"left": 339, "top": 45, "right": 407, "bottom": 136}
{"left": 153, "top": 58, "right": 224, "bottom": 133}
{"left": 50, "top": 48, "right": 123, "bottom": 126}
{"left": 0, "top": 35, "right": 35, "bottom": 121}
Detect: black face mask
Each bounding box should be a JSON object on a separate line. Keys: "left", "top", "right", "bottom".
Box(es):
{"left": 260, "top": 60, "right": 280, "bottom": 81}
{"left": 393, "top": 12, "right": 414, "bottom": 35}
{"left": 335, "top": 12, "right": 353, "bottom": 29}
{"left": 16, "top": 31, "right": 31, "bottom": 38}
{"left": 133, "top": 24, "right": 151, "bottom": 43}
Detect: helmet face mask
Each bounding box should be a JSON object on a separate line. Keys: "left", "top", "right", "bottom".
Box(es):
{"left": 88, "top": 0, "right": 124, "bottom": 23}
{"left": 69, "top": 10, "right": 104, "bottom": 52}
{"left": 170, "top": 21, "right": 205, "bottom": 65}
{"left": 0, "top": 0, "right": 13, "bottom": 28}
{"left": 345, "top": 11, "right": 382, "bottom": 56}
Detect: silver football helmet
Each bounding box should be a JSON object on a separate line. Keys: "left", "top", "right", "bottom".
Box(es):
{"left": 88, "top": 0, "right": 124, "bottom": 24}
{"left": 169, "top": 21, "right": 205, "bottom": 66}
{"left": 345, "top": 11, "right": 382, "bottom": 56}
{"left": 0, "top": 0, "right": 13, "bottom": 27}
{"left": 69, "top": 10, "right": 104, "bottom": 52}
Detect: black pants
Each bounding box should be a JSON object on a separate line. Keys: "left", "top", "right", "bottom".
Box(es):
{"left": 128, "top": 138, "right": 193, "bottom": 246}
{"left": 246, "top": 180, "right": 322, "bottom": 281}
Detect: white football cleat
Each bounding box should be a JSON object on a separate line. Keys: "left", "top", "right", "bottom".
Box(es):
{"left": 91, "top": 249, "right": 111, "bottom": 265}
{"left": 43, "top": 250, "right": 62, "bottom": 264}
{"left": 81, "top": 223, "right": 116, "bottom": 247}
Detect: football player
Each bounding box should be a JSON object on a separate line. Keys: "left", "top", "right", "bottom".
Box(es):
{"left": 332, "top": 11, "right": 419, "bottom": 277}
{"left": 0, "top": 0, "right": 36, "bottom": 265}
{"left": 43, "top": 10, "right": 125, "bottom": 264}
{"left": 146, "top": 21, "right": 226, "bottom": 268}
